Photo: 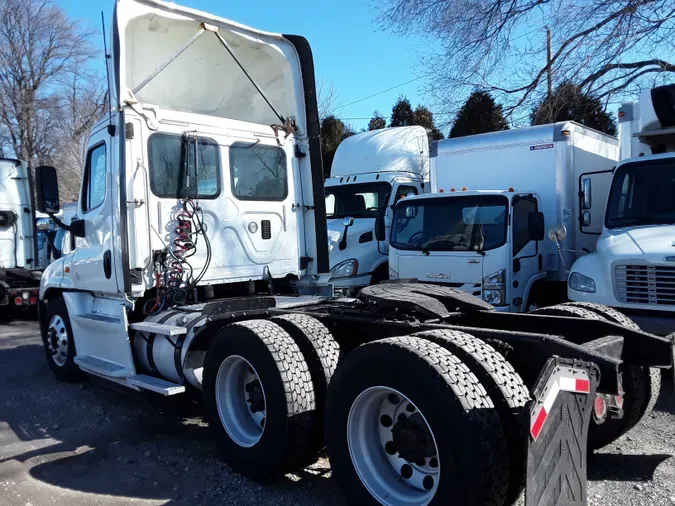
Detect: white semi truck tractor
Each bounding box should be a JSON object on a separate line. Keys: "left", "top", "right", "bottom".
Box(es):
{"left": 569, "top": 85, "right": 675, "bottom": 335}
{"left": 35, "top": 1, "right": 674, "bottom": 505}
{"left": 324, "top": 126, "right": 429, "bottom": 295}
{"left": 0, "top": 158, "right": 41, "bottom": 313}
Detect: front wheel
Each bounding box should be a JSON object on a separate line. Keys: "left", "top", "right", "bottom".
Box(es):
{"left": 41, "top": 297, "right": 86, "bottom": 382}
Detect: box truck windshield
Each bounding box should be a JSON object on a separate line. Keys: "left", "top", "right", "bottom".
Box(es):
{"left": 605, "top": 159, "right": 675, "bottom": 229}
{"left": 325, "top": 182, "right": 392, "bottom": 219}
{"left": 391, "top": 195, "right": 508, "bottom": 252}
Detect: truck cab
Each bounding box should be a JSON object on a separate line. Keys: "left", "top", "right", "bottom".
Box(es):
{"left": 324, "top": 126, "right": 429, "bottom": 295}
{"left": 390, "top": 190, "right": 545, "bottom": 311}
{"left": 569, "top": 85, "right": 675, "bottom": 334}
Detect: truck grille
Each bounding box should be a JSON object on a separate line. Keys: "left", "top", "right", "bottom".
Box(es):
{"left": 615, "top": 264, "right": 675, "bottom": 305}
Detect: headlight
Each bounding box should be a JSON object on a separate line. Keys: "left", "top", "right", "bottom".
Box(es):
{"left": 389, "top": 266, "right": 399, "bottom": 280}
{"left": 569, "top": 272, "right": 596, "bottom": 293}
{"left": 483, "top": 289, "right": 503, "bottom": 305}
{"left": 483, "top": 269, "right": 506, "bottom": 306}
{"left": 330, "top": 259, "right": 358, "bottom": 279}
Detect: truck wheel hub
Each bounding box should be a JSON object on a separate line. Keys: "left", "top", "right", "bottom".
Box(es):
{"left": 392, "top": 413, "right": 434, "bottom": 463}
{"left": 47, "top": 315, "right": 69, "bottom": 367}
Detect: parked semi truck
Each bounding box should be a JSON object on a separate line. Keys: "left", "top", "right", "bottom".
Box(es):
{"left": 35, "top": 1, "right": 673, "bottom": 505}
{"left": 391, "top": 123, "right": 619, "bottom": 311}
{"left": 569, "top": 85, "right": 675, "bottom": 335}
{"left": 0, "top": 158, "right": 41, "bottom": 312}
{"left": 324, "top": 126, "right": 429, "bottom": 295}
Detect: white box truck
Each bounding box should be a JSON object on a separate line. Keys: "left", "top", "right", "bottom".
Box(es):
{"left": 391, "top": 122, "right": 619, "bottom": 311}
{"left": 324, "top": 126, "right": 429, "bottom": 295}
{"left": 569, "top": 84, "right": 675, "bottom": 334}
{"left": 0, "top": 158, "right": 41, "bottom": 311}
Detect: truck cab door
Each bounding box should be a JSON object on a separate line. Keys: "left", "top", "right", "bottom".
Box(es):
{"left": 511, "top": 196, "right": 543, "bottom": 311}
{"left": 578, "top": 170, "right": 614, "bottom": 252}
{"left": 71, "top": 128, "right": 120, "bottom": 294}
{"left": 383, "top": 183, "right": 421, "bottom": 254}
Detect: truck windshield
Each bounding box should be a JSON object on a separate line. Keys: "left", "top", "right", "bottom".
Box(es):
{"left": 391, "top": 195, "right": 508, "bottom": 252}
{"left": 325, "top": 182, "right": 392, "bottom": 219}
{"left": 606, "top": 159, "right": 675, "bottom": 228}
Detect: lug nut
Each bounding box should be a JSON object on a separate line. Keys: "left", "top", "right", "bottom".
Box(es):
{"left": 397, "top": 413, "right": 407, "bottom": 422}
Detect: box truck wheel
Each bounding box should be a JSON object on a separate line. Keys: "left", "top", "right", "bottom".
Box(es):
{"left": 325, "top": 335, "right": 508, "bottom": 506}
{"left": 413, "top": 329, "right": 529, "bottom": 506}
{"left": 271, "top": 314, "right": 342, "bottom": 447}
{"left": 532, "top": 304, "right": 660, "bottom": 450}
{"left": 202, "top": 319, "right": 317, "bottom": 481}
{"left": 41, "top": 297, "right": 86, "bottom": 382}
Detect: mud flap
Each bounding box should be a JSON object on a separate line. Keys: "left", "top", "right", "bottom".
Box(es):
{"left": 526, "top": 357, "right": 600, "bottom": 506}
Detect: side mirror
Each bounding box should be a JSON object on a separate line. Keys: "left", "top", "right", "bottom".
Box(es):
{"left": 375, "top": 216, "right": 386, "bottom": 242}
{"left": 548, "top": 224, "right": 567, "bottom": 243}
{"left": 581, "top": 211, "right": 591, "bottom": 227}
{"left": 342, "top": 216, "right": 354, "bottom": 228}
{"left": 581, "top": 178, "right": 592, "bottom": 210}
{"left": 36, "top": 218, "right": 55, "bottom": 231}
{"left": 405, "top": 206, "right": 418, "bottom": 219}
{"left": 35, "top": 165, "right": 60, "bottom": 214}
{"left": 528, "top": 211, "right": 545, "bottom": 241}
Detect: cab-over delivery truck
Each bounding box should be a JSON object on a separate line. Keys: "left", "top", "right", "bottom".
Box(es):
{"left": 391, "top": 122, "right": 619, "bottom": 312}
{"left": 569, "top": 85, "right": 675, "bottom": 335}
{"left": 35, "top": 1, "right": 673, "bottom": 505}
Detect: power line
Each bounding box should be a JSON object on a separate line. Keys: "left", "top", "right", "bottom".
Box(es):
{"left": 338, "top": 73, "right": 433, "bottom": 109}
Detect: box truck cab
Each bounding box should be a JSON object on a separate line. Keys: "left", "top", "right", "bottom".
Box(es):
{"left": 324, "top": 126, "right": 429, "bottom": 295}
{"left": 569, "top": 85, "right": 675, "bottom": 334}
{"left": 394, "top": 123, "right": 619, "bottom": 310}
{"left": 389, "top": 190, "right": 545, "bottom": 311}
{"left": 0, "top": 158, "right": 40, "bottom": 310}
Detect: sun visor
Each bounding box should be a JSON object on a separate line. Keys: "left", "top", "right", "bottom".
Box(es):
{"left": 113, "top": 0, "right": 304, "bottom": 127}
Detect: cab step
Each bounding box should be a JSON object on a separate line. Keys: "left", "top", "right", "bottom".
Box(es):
{"left": 74, "top": 355, "right": 133, "bottom": 378}
{"left": 129, "top": 322, "right": 187, "bottom": 336}
{"left": 127, "top": 374, "right": 185, "bottom": 396}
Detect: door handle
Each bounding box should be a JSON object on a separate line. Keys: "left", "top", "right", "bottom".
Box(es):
{"left": 103, "top": 250, "right": 112, "bottom": 279}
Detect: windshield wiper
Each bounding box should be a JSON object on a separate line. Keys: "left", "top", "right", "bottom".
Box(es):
{"left": 421, "top": 237, "right": 472, "bottom": 253}
{"left": 607, "top": 215, "right": 661, "bottom": 227}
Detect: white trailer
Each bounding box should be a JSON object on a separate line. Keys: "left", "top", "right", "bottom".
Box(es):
{"left": 32, "top": 2, "right": 672, "bottom": 505}
{"left": 569, "top": 84, "right": 675, "bottom": 335}
{"left": 392, "top": 122, "right": 619, "bottom": 311}
{"left": 0, "top": 158, "right": 41, "bottom": 310}
{"left": 324, "top": 126, "right": 429, "bottom": 295}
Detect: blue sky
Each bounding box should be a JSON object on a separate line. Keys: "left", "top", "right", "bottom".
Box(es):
{"left": 60, "top": 0, "right": 434, "bottom": 131}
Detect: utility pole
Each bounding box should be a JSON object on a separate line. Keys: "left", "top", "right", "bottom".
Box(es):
{"left": 546, "top": 27, "right": 553, "bottom": 99}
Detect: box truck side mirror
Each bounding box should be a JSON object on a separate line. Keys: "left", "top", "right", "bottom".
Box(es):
{"left": 581, "top": 178, "right": 592, "bottom": 210}
{"left": 35, "top": 165, "right": 60, "bottom": 214}
{"left": 528, "top": 211, "right": 545, "bottom": 241}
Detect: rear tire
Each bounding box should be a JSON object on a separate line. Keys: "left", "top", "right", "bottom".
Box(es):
{"left": 533, "top": 303, "right": 660, "bottom": 449}
{"left": 42, "top": 297, "right": 86, "bottom": 382}
{"left": 325, "top": 335, "right": 508, "bottom": 506}
{"left": 271, "top": 314, "right": 341, "bottom": 446}
{"left": 202, "top": 319, "right": 316, "bottom": 481}
{"left": 413, "top": 329, "right": 529, "bottom": 505}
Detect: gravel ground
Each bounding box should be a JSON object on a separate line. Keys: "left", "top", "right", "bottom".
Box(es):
{"left": 1, "top": 320, "right": 674, "bottom": 506}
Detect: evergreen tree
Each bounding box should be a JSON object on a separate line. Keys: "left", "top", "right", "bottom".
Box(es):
{"left": 412, "top": 105, "right": 444, "bottom": 140}
{"left": 321, "top": 115, "right": 354, "bottom": 177}
{"left": 450, "top": 91, "right": 509, "bottom": 138}
{"left": 390, "top": 96, "right": 415, "bottom": 126}
{"left": 530, "top": 81, "right": 617, "bottom": 136}
{"left": 368, "top": 110, "right": 387, "bottom": 131}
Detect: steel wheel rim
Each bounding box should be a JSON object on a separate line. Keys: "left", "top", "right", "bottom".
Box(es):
{"left": 347, "top": 386, "right": 440, "bottom": 506}
{"left": 215, "top": 355, "right": 266, "bottom": 448}
{"left": 47, "top": 315, "right": 69, "bottom": 367}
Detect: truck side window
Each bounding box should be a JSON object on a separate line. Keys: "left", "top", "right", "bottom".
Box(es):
{"left": 230, "top": 144, "right": 287, "bottom": 201}
{"left": 148, "top": 133, "right": 221, "bottom": 199}
{"left": 82, "top": 143, "right": 107, "bottom": 212}
{"left": 512, "top": 198, "right": 537, "bottom": 255}
{"left": 395, "top": 185, "right": 418, "bottom": 202}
